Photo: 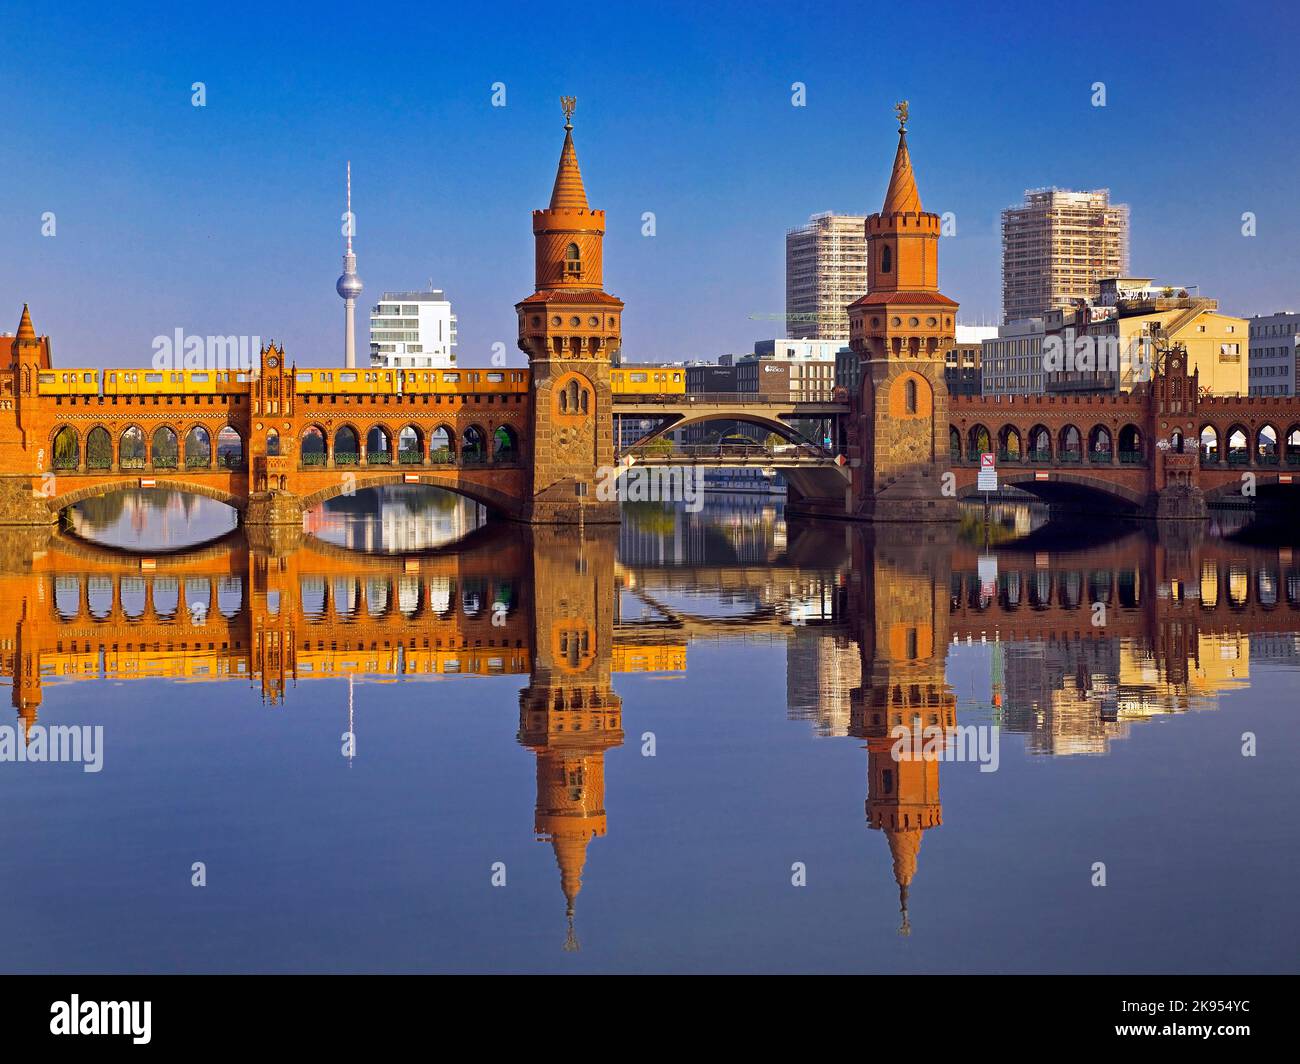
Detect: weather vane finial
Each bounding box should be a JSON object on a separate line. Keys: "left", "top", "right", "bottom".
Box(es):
{"left": 895, "top": 99, "right": 909, "bottom": 132}
{"left": 561, "top": 96, "right": 577, "bottom": 130}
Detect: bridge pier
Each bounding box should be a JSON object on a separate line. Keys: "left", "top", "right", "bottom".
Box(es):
{"left": 0, "top": 479, "right": 57, "bottom": 527}
{"left": 244, "top": 490, "right": 304, "bottom": 528}
{"left": 1154, "top": 485, "right": 1208, "bottom": 521}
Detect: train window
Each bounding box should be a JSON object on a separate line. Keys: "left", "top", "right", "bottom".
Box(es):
{"left": 191, "top": 373, "right": 209, "bottom": 382}
{"left": 340, "top": 373, "right": 357, "bottom": 383}
{"left": 443, "top": 373, "right": 460, "bottom": 383}
{"left": 673, "top": 373, "right": 681, "bottom": 382}
{"left": 630, "top": 372, "right": 647, "bottom": 383}
{"left": 470, "top": 373, "right": 480, "bottom": 382}
{"left": 40, "top": 373, "right": 56, "bottom": 384}
{"left": 84, "top": 373, "right": 94, "bottom": 383}
{"left": 145, "top": 373, "right": 162, "bottom": 383}
{"left": 297, "top": 373, "right": 313, "bottom": 383}
{"left": 487, "top": 372, "right": 504, "bottom": 383}
{"left": 108, "top": 374, "right": 117, "bottom": 383}
{"left": 236, "top": 374, "right": 249, "bottom": 383}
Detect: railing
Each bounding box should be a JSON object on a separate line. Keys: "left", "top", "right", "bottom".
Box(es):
{"left": 613, "top": 392, "right": 845, "bottom": 406}
{"left": 1119, "top": 451, "right": 1144, "bottom": 464}
{"left": 621, "top": 443, "right": 834, "bottom": 462}
{"left": 1026, "top": 449, "right": 1051, "bottom": 463}
{"left": 1058, "top": 451, "right": 1083, "bottom": 464}
{"left": 1088, "top": 451, "right": 1113, "bottom": 464}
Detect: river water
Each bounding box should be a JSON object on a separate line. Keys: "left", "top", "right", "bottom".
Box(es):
{"left": 0, "top": 488, "right": 1295, "bottom": 972}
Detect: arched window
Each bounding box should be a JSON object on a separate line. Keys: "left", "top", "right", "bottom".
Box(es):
{"left": 52, "top": 426, "right": 79, "bottom": 470}
{"left": 880, "top": 244, "right": 892, "bottom": 274}
{"left": 564, "top": 242, "right": 582, "bottom": 278}
{"left": 905, "top": 378, "right": 917, "bottom": 415}
{"left": 563, "top": 379, "right": 581, "bottom": 414}
{"left": 266, "top": 428, "right": 280, "bottom": 457}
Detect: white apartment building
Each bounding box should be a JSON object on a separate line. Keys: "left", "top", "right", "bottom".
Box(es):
{"left": 369, "top": 290, "right": 457, "bottom": 369}
{"left": 1248, "top": 311, "right": 1300, "bottom": 396}
{"left": 785, "top": 212, "right": 869, "bottom": 342}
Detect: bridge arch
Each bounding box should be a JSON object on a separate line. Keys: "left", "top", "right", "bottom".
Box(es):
{"left": 429, "top": 424, "right": 456, "bottom": 462}
{"left": 461, "top": 424, "right": 488, "bottom": 462}
{"left": 397, "top": 424, "right": 424, "bottom": 464}
{"left": 333, "top": 425, "right": 360, "bottom": 465}
{"left": 151, "top": 425, "right": 179, "bottom": 469}
{"left": 1118, "top": 423, "right": 1143, "bottom": 459}
{"left": 185, "top": 425, "right": 212, "bottom": 468}
{"left": 86, "top": 426, "right": 112, "bottom": 470}
{"left": 1088, "top": 424, "right": 1112, "bottom": 458}
{"left": 217, "top": 425, "right": 244, "bottom": 468}
{"left": 493, "top": 424, "right": 519, "bottom": 461}
{"left": 999, "top": 425, "right": 1022, "bottom": 460}
{"left": 120, "top": 425, "right": 147, "bottom": 468}
{"left": 948, "top": 425, "right": 961, "bottom": 459}
{"left": 1200, "top": 424, "right": 1219, "bottom": 461}
{"left": 297, "top": 470, "right": 522, "bottom": 518}
{"left": 960, "top": 470, "right": 1146, "bottom": 511}
{"left": 624, "top": 409, "right": 819, "bottom": 450}
{"left": 52, "top": 424, "right": 80, "bottom": 470}
{"left": 1226, "top": 424, "right": 1249, "bottom": 462}
{"left": 301, "top": 425, "right": 327, "bottom": 464}
{"left": 1058, "top": 424, "right": 1082, "bottom": 460}
{"left": 364, "top": 424, "right": 391, "bottom": 462}
{"left": 1027, "top": 424, "right": 1051, "bottom": 461}
{"left": 48, "top": 478, "right": 247, "bottom": 515}
{"left": 966, "top": 424, "right": 991, "bottom": 460}
{"left": 1257, "top": 423, "right": 1278, "bottom": 459}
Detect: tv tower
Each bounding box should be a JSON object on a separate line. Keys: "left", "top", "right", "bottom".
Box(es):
{"left": 336, "top": 161, "right": 363, "bottom": 368}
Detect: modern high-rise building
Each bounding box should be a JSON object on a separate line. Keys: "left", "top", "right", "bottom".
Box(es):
{"left": 1000, "top": 189, "right": 1129, "bottom": 323}
{"left": 368, "top": 291, "right": 458, "bottom": 369}
{"left": 785, "top": 211, "right": 868, "bottom": 341}
{"left": 1248, "top": 311, "right": 1300, "bottom": 396}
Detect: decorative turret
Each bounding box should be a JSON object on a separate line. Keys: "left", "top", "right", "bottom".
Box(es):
{"left": 845, "top": 105, "right": 960, "bottom": 522}
{"left": 515, "top": 99, "right": 623, "bottom": 523}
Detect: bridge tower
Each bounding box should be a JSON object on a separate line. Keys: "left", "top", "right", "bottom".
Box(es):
{"left": 848, "top": 526, "right": 957, "bottom": 933}
{"left": 516, "top": 99, "right": 623, "bottom": 524}
{"left": 846, "top": 105, "right": 960, "bottom": 521}
{"left": 517, "top": 526, "right": 623, "bottom": 949}
{"left": 0, "top": 305, "right": 58, "bottom": 525}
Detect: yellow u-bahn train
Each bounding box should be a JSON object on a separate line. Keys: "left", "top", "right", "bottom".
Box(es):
{"left": 609, "top": 367, "right": 685, "bottom": 396}
{"left": 35, "top": 363, "right": 685, "bottom": 399}
{"left": 293, "top": 368, "right": 531, "bottom": 396}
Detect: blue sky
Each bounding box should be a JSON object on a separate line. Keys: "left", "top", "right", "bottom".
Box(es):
{"left": 1, "top": 0, "right": 1296, "bottom": 369}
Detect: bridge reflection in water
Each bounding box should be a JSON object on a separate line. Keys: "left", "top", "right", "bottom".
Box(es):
{"left": 2, "top": 503, "right": 1297, "bottom": 952}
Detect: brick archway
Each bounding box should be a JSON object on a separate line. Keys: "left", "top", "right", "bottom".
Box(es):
{"left": 296, "top": 471, "right": 524, "bottom": 517}
{"left": 47, "top": 478, "right": 246, "bottom": 515}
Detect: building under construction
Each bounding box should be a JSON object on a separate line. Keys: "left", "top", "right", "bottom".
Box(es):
{"left": 785, "top": 211, "right": 868, "bottom": 341}
{"left": 1001, "top": 189, "right": 1129, "bottom": 323}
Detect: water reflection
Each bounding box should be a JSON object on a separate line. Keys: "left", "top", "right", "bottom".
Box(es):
{"left": 305, "top": 485, "right": 487, "bottom": 553}
{"left": 66, "top": 489, "right": 238, "bottom": 551}
{"left": 2, "top": 496, "right": 1297, "bottom": 970}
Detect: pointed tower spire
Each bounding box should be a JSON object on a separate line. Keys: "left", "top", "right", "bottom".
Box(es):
{"left": 549, "top": 97, "right": 589, "bottom": 211}
{"left": 16, "top": 303, "right": 35, "bottom": 341}
{"left": 881, "top": 101, "right": 922, "bottom": 215}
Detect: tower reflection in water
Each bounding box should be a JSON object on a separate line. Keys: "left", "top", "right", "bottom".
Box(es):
{"left": 6, "top": 491, "right": 1300, "bottom": 951}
